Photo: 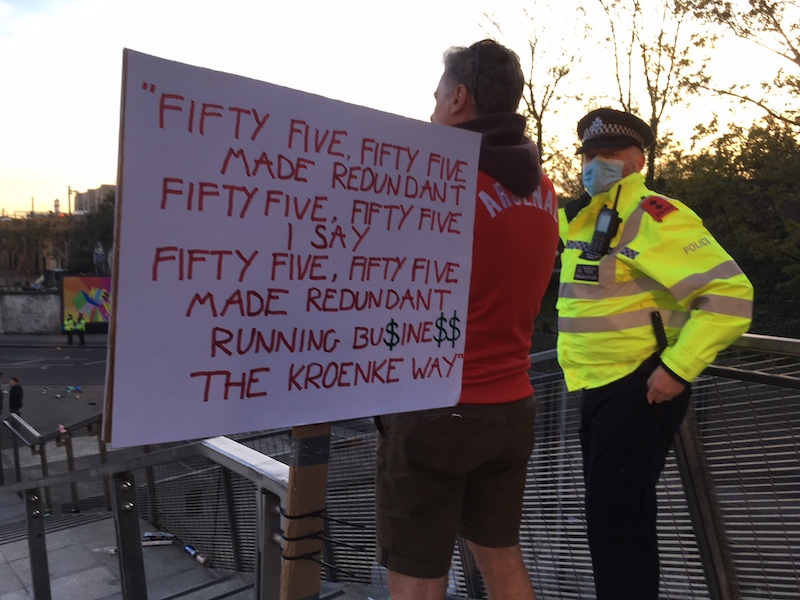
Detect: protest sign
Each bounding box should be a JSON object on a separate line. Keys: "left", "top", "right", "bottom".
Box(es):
{"left": 104, "top": 50, "right": 480, "bottom": 447}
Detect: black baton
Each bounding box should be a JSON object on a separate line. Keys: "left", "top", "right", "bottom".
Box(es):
{"left": 651, "top": 311, "right": 669, "bottom": 352}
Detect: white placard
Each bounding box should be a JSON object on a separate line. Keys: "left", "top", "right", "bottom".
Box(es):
{"left": 105, "top": 50, "right": 480, "bottom": 447}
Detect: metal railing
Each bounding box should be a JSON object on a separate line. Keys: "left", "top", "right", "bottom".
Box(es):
{"left": 1, "top": 333, "right": 798, "bottom": 599}
{"left": 0, "top": 434, "right": 289, "bottom": 599}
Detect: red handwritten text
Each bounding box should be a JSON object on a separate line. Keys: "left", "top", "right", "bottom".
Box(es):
{"left": 306, "top": 287, "right": 451, "bottom": 312}
{"left": 158, "top": 94, "right": 270, "bottom": 140}
{"left": 350, "top": 200, "right": 413, "bottom": 230}
{"left": 152, "top": 247, "right": 258, "bottom": 281}
{"left": 288, "top": 119, "right": 347, "bottom": 156}
{"left": 186, "top": 289, "right": 289, "bottom": 317}
{"left": 411, "top": 354, "right": 460, "bottom": 379}
{"left": 211, "top": 327, "right": 340, "bottom": 357}
{"left": 287, "top": 358, "right": 403, "bottom": 390}
{"left": 191, "top": 367, "right": 271, "bottom": 401}
{"left": 220, "top": 149, "right": 314, "bottom": 181}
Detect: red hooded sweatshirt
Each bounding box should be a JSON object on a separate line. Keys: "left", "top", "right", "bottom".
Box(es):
{"left": 455, "top": 113, "right": 560, "bottom": 404}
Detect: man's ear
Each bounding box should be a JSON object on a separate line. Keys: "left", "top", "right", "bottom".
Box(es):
{"left": 448, "top": 83, "right": 470, "bottom": 116}
{"left": 634, "top": 148, "right": 646, "bottom": 172}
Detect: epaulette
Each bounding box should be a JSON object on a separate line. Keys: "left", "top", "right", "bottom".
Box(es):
{"left": 641, "top": 196, "right": 678, "bottom": 222}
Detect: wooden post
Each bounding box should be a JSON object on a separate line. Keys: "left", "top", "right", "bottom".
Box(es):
{"left": 279, "top": 423, "right": 332, "bottom": 600}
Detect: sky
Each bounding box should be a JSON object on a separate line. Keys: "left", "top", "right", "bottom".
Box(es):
{"left": 0, "top": 0, "right": 497, "bottom": 216}
{"left": 0, "top": 0, "right": 780, "bottom": 217}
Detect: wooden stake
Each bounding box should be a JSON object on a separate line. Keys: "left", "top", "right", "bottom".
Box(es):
{"left": 279, "top": 423, "right": 332, "bottom": 600}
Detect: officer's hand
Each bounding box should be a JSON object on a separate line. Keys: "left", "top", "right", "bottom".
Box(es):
{"left": 646, "top": 366, "right": 686, "bottom": 405}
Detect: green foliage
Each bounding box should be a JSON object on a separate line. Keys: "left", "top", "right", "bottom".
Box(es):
{"left": 657, "top": 119, "right": 800, "bottom": 336}
{"left": 67, "top": 191, "right": 115, "bottom": 272}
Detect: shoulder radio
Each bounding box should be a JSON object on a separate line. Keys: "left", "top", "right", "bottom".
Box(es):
{"left": 581, "top": 188, "right": 622, "bottom": 261}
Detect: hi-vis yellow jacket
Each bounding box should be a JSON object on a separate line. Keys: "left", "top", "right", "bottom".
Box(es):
{"left": 557, "top": 172, "right": 753, "bottom": 391}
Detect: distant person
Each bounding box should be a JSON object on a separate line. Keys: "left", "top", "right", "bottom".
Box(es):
{"left": 9, "top": 377, "right": 23, "bottom": 415}
{"left": 76, "top": 314, "right": 87, "bottom": 346}
{"left": 63, "top": 313, "right": 75, "bottom": 345}
{"left": 557, "top": 107, "right": 754, "bottom": 599}
{"left": 375, "top": 40, "right": 560, "bottom": 600}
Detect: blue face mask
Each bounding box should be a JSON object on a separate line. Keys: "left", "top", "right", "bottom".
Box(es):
{"left": 582, "top": 156, "right": 625, "bottom": 197}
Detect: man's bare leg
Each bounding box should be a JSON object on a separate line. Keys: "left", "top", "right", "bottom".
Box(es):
{"left": 387, "top": 570, "right": 448, "bottom": 600}
{"left": 467, "top": 542, "right": 536, "bottom": 600}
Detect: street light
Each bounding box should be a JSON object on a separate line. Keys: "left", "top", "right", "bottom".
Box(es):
{"left": 67, "top": 186, "right": 78, "bottom": 215}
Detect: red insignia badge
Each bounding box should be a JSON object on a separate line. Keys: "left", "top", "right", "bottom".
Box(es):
{"left": 642, "top": 196, "right": 677, "bottom": 222}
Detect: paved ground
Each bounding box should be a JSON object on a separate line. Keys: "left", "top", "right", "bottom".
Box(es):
{"left": 0, "top": 332, "right": 108, "bottom": 350}
{"left": 0, "top": 334, "right": 107, "bottom": 448}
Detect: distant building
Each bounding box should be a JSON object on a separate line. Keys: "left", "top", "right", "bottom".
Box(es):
{"left": 74, "top": 184, "right": 115, "bottom": 213}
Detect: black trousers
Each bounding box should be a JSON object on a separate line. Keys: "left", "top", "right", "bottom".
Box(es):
{"left": 580, "top": 356, "right": 690, "bottom": 600}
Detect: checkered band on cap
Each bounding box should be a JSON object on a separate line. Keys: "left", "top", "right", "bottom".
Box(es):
{"left": 583, "top": 117, "right": 646, "bottom": 148}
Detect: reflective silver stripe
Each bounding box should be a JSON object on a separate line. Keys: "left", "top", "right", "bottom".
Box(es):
{"left": 669, "top": 261, "right": 746, "bottom": 302}
{"left": 616, "top": 204, "right": 647, "bottom": 247}
{"left": 690, "top": 294, "right": 753, "bottom": 318}
{"left": 559, "top": 308, "right": 688, "bottom": 333}
{"left": 559, "top": 278, "right": 665, "bottom": 300}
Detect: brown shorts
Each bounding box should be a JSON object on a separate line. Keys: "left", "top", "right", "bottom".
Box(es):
{"left": 375, "top": 395, "right": 536, "bottom": 578}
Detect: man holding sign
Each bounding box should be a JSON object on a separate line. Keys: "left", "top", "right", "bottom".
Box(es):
{"left": 375, "top": 40, "right": 560, "bottom": 600}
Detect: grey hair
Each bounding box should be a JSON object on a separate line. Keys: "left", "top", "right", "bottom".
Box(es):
{"left": 441, "top": 41, "right": 524, "bottom": 116}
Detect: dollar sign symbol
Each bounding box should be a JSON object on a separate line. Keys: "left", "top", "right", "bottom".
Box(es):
{"left": 434, "top": 312, "right": 448, "bottom": 347}
{"left": 448, "top": 312, "right": 461, "bottom": 347}
{"left": 434, "top": 310, "right": 461, "bottom": 348}
{"left": 384, "top": 319, "right": 400, "bottom": 351}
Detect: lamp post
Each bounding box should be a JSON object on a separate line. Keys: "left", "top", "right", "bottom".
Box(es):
{"left": 67, "top": 186, "right": 77, "bottom": 215}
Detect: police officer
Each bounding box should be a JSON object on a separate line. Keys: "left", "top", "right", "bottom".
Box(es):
{"left": 63, "top": 313, "right": 75, "bottom": 345}
{"left": 76, "top": 313, "right": 87, "bottom": 346}
{"left": 557, "top": 107, "right": 754, "bottom": 599}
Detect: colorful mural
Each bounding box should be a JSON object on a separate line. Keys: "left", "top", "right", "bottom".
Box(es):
{"left": 62, "top": 276, "right": 112, "bottom": 322}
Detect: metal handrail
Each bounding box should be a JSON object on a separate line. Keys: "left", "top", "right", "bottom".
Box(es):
{"left": 1, "top": 436, "right": 290, "bottom": 500}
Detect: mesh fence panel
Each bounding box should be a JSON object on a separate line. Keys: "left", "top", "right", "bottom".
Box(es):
{"left": 693, "top": 356, "right": 800, "bottom": 600}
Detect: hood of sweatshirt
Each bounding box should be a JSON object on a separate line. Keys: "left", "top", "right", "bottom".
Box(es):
{"left": 455, "top": 113, "right": 542, "bottom": 197}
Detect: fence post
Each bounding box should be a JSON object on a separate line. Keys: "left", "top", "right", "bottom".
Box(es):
{"left": 12, "top": 432, "right": 21, "bottom": 483}
{"left": 0, "top": 425, "right": 4, "bottom": 487}
{"left": 256, "top": 487, "right": 283, "bottom": 600}
{"left": 457, "top": 536, "right": 485, "bottom": 599}
{"left": 673, "top": 404, "right": 741, "bottom": 600}
{"left": 36, "top": 443, "right": 53, "bottom": 510}
{"left": 26, "top": 488, "right": 52, "bottom": 600}
{"left": 98, "top": 435, "right": 112, "bottom": 511}
{"left": 58, "top": 432, "right": 80, "bottom": 511}
{"left": 112, "top": 471, "right": 148, "bottom": 600}
{"left": 279, "top": 423, "right": 332, "bottom": 600}
{"left": 222, "top": 468, "right": 244, "bottom": 571}
{"left": 143, "top": 446, "right": 159, "bottom": 527}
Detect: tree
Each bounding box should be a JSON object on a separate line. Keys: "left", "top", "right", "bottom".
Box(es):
{"left": 484, "top": 3, "right": 588, "bottom": 165}
{"left": 67, "top": 191, "right": 115, "bottom": 273}
{"left": 657, "top": 118, "right": 800, "bottom": 335}
{"left": 683, "top": 0, "right": 800, "bottom": 128}
{"left": 596, "top": 0, "right": 705, "bottom": 185}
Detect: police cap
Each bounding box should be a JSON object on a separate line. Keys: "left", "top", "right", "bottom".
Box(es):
{"left": 576, "top": 107, "right": 655, "bottom": 154}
